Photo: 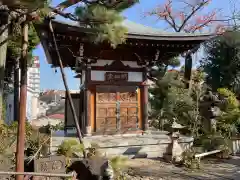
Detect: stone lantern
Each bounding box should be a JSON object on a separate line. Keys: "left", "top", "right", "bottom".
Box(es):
{"left": 164, "top": 120, "right": 184, "bottom": 163}
{"left": 200, "top": 90, "right": 221, "bottom": 133}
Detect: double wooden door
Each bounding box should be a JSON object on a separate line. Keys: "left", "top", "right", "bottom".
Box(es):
{"left": 96, "top": 88, "right": 138, "bottom": 133}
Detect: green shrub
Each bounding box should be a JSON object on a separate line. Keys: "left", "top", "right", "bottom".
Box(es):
{"left": 182, "top": 148, "right": 200, "bottom": 169}
{"left": 57, "top": 139, "right": 84, "bottom": 157}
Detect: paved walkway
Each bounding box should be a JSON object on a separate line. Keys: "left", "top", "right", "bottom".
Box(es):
{"left": 124, "top": 157, "right": 240, "bottom": 180}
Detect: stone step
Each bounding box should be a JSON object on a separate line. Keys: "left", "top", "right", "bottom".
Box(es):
{"left": 51, "top": 134, "right": 193, "bottom": 158}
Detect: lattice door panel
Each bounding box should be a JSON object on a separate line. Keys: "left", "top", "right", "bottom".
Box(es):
{"left": 119, "top": 91, "right": 138, "bottom": 130}
{"left": 96, "top": 92, "right": 117, "bottom": 103}
{"left": 96, "top": 90, "right": 138, "bottom": 133}
{"left": 120, "top": 105, "right": 138, "bottom": 130}
{"left": 96, "top": 106, "right": 118, "bottom": 131}
{"left": 96, "top": 92, "right": 118, "bottom": 132}
{"left": 119, "top": 92, "right": 137, "bottom": 102}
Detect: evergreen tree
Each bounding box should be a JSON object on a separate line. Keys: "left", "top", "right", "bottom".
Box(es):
{"left": 75, "top": 0, "right": 139, "bottom": 47}
{"left": 201, "top": 32, "right": 240, "bottom": 94}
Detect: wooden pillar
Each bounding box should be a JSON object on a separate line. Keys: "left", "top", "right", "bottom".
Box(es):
{"left": 84, "top": 64, "right": 91, "bottom": 136}
{"left": 184, "top": 53, "right": 192, "bottom": 89}
{"left": 141, "top": 67, "right": 149, "bottom": 131}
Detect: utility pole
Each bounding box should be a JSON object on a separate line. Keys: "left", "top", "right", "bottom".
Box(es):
{"left": 16, "top": 22, "right": 28, "bottom": 180}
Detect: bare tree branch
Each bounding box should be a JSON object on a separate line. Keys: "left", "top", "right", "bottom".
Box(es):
{"left": 178, "top": 0, "right": 210, "bottom": 32}
{"left": 146, "top": 0, "right": 229, "bottom": 34}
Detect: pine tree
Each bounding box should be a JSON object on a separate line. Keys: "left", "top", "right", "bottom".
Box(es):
{"left": 75, "top": 0, "right": 139, "bottom": 47}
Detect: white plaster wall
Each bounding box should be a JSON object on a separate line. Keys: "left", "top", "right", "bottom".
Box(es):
{"left": 26, "top": 91, "right": 33, "bottom": 121}
{"left": 91, "top": 70, "right": 143, "bottom": 82}
{"left": 92, "top": 60, "right": 141, "bottom": 68}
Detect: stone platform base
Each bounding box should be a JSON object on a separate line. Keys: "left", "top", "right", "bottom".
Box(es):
{"left": 51, "top": 131, "right": 193, "bottom": 158}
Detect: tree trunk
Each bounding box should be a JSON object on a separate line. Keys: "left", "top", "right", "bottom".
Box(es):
{"left": 16, "top": 22, "right": 28, "bottom": 180}
{"left": 0, "top": 16, "right": 9, "bottom": 123}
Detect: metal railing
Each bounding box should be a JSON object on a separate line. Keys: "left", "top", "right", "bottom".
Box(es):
{"left": 0, "top": 171, "right": 76, "bottom": 179}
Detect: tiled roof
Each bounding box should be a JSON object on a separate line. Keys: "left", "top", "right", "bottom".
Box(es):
{"left": 52, "top": 19, "right": 215, "bottom": 40}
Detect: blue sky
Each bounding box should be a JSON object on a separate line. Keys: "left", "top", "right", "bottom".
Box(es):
{"left": 34, "top": 0, "right": 236, "bottom": 90}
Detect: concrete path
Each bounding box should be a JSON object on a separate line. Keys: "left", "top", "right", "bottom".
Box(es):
{"left": 124, "top": 157, "right": 240, "bottom": 180}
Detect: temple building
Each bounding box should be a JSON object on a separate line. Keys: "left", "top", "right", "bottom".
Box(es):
{"left": 36, "top": 19, "right": 214, "bottom": 136}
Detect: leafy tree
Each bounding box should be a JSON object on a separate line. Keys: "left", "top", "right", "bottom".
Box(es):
{"left": 216, "top": 88, "right": 240, "bottom": 137}
{"left": 146, "top": 0, "right": 224, "bottom": 86}
{"left": 150, "top": 69, "right": 205, "bottom": 136}
{"left": 149, "top": 70, "right": 183, "bottom": 129}
{"left": 200, "top": 32, "right": 240, "bottom": 94}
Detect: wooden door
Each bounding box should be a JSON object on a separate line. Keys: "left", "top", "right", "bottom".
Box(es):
{"left": 119, "top": 92, "right": 138, "bottom": 131}
{"left": 96, "top": 92, "right": 118, "bottom": 132}
{"left": 95, "top": 87, "right": 139, "bottom": 133}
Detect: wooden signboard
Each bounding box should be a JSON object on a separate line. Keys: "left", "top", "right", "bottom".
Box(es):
{"left": 105, "top": 72, "right": 128, "bottom": 82}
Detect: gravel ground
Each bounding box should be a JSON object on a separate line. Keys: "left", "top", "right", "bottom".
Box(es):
{"left": 123, "top": 157, "right": 240, "bottom": 180}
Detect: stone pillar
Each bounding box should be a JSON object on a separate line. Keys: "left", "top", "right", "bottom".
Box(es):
{"left": 84, "top": 64, "right": 91, "bottom": 136}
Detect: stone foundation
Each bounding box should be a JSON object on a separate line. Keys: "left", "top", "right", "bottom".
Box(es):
{"left": 51, "top": 131, "right": 193, "bottom": 158}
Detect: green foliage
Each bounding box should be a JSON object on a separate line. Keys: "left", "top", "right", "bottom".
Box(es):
{"left": 150, "top": 70, "right": 203, "bottom": 136}
{"left": 168, "top": 57, "right": 181, "bottom": 68}
{"left": 8, "top": 22, "right": 41, "bottom": 65}
{"left": 110, "top": 156, "right": 128, "bottom": 174}
{"left": 6, "top": 0, "right": 49, "bottom": 9}
{"left": 75, "top": 1, "right": 138, "bottom": 48}
{"left": 182, "top": 149, "right": 200, "bottom": 169}
{"left": 0, "top": 121, "right": 50, "bottom": 158}
{"left": 57, "top": 139, "right": 84, "bottom": 157}
{"left": 217, "top": 88, "right": 239, "bottom": 109}
{"left": 109, "top": 156, "right": 128, "bottom": 180}
{"left": 201, "top": 31, "right": 240, "bottom": 94}
{"left": 215, "top": 88, "right": 240, "bottom": 137}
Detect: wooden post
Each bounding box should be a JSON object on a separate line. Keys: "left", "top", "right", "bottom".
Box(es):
{"left": 141, "top": 68, "right": 149, "bottom": 131}
{"left": 16, "top": 22, "right": 28, "bottom": 180}
{"left": 84, "top": 64, "right": 91, "bottom": 136}
{"left": 184, "top": 53, "right": 192, "bottom": 89}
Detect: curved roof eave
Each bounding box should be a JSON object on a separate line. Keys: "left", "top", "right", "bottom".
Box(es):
{"left": 49, "top": 19, "right": 216, "bottom": 41}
